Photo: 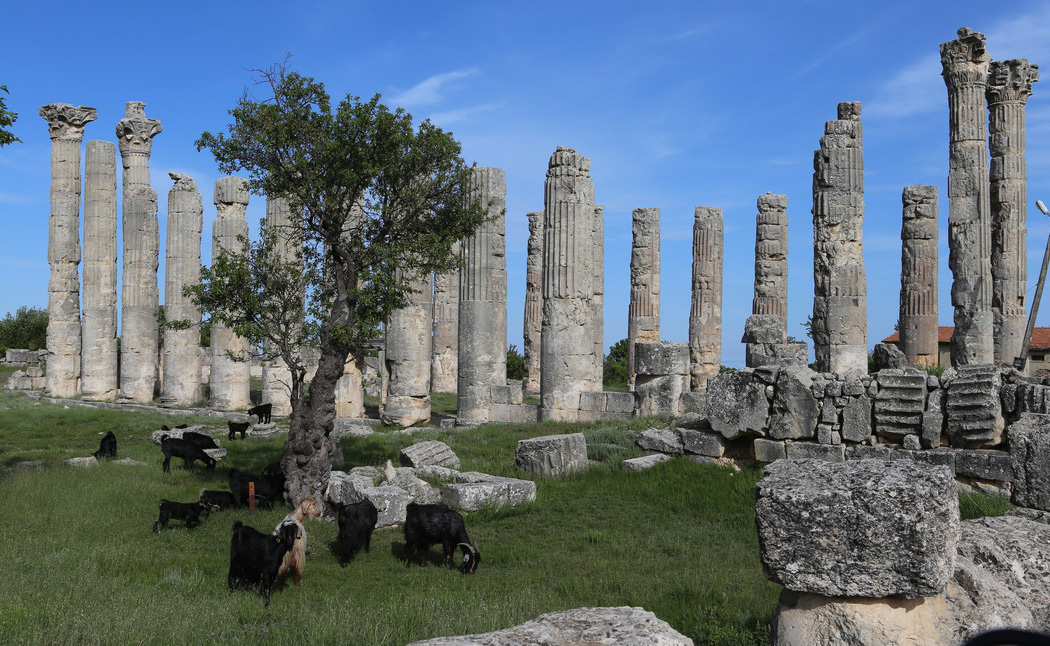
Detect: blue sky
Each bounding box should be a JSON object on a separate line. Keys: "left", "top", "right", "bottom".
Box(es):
{"left": 4, "top": 1, "right": 1050, "bottom": 368}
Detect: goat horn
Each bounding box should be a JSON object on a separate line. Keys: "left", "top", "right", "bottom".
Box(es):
{"left": 458, "top": 542, "right": 476, "bottom": 556}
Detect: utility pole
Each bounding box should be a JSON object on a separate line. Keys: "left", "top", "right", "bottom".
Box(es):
{"left": 1016, "top": 200, "right": 1050, "bottom": 371}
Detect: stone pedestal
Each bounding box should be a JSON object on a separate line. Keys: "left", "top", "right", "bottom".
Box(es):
{"left": 209, "top": 176, "right": 251, "bottom": 411}
{"left": 160, "top": 173, "right": 203, "bottom": 406}
{"left": 81, "top": 139, "right": 118, "bottom": 401}
{"left": 628, "top": 207, "right": 660, "bottom": 391}
{"left": 522, "top": 211, "right": 543, "bottom": 397}
{"left": 899, "top": 186, "right": 939, "bottom": 368}
{"left": 689, "top": 206, "right": 723, "bottom": 391}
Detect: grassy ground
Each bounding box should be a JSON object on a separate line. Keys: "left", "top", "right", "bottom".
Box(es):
{"left": 0, "top": 379, "right": 1011, "bottom": 645}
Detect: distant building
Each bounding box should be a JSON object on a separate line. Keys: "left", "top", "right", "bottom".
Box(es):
{"left": 882, "top": 327, "right": 1050, "bottom": 374}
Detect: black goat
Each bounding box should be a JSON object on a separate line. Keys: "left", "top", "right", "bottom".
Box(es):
{"left": 334, "top": 500, "right": 379, "bottom": 566}
{"left": 160, "top": 423, "right": 189, "bottom": 431}
{"left": 228, "top": 521, "right": 299, "bottom": 606}
{"left": 181, "top": 431, "right": 219, "bottom": 450}
{"left": 152, "top": 499, "right": 209, "bottom": 532}
{"left": 228, "top": 421, "right": 251, "bottom": 440}
{"left": 200, "top": 489, "right": 239, "bottom": 511}
{"left": 229, "top": 468, "right": 284, "bottom": 509}
{"left": 403, "top": 502, "right": 480, "bottom": 573}
{"left": 247, "top": 403, "right": 272, "bottom": 424}
{"left": 159, "top": 434, "right": 217, "bottom": 473}
{"left": 92, "top": 431, "right": 116, "bottom": 459}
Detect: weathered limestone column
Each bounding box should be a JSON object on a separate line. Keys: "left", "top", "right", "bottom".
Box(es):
{"left": 628, "top": 207, "right": 661, "bottom": 390}
{"left": 335, "top": 355, "right": 365, "bottom": 418}
{"left": 457, "top": 167, "right": 508, "bottom": 426}
{"left": 744, "top": 194, "right": 789, "bottom": 368}
{"left": 431, "top": 253, "right": 459, "bottom": 394}
{"left": 209, "top": 176, "right": 252, "bottom": 411}
{"left": 160, "top": 173, "right": 203, "bottom": 406}
{"left": 689, "top": 206, "right": 723, "bottom": 391}
{"left": 899, "top": 186, "right": 940, "bottom": 368}
{"left": 522, "top": 211, "right": 543, "bottom": 397}
{"left": 39, "top": 103, "right": 97, "bottom": 398}
{"left": 81, "top": 140, "right": 118, "bottom": 401}
{"left": 541, "top": 147, "right": 597, "bottom": 421}
{"left": 116, "top": 102, "right": 162, "bottom": 403}
{"left": 260, "top": 195, "right": 296, "bottom": 416}
{"left": 593, "top": 204, "right": 605, "bottom": 386}
{"left": 941, "top": 27, "right": 993, "bottom": 366}
{"left": 988, "top": 58, "right": 1038, "bottom": 366}
{"left": 812, "top": 101, "right": 868, "bottom": 376}
{"left": 384, "top": 271, "right": 433, "bottom": 426}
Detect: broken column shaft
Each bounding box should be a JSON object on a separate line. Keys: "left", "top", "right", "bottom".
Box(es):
{"left": 81, "top": 139, "right": 118, "bottom": 401}
{"left": 628, "top": 207, "right": 661, "bottom": 391}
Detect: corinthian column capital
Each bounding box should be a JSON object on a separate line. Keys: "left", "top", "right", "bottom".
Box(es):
{"left": 987, "top": 59, "right": 1039, "bottom": 105}
{"left": 39, "top": 103, "right": 98, "bottom": 141}
{"left": 115, "top": 101, "right": 162, "bottom": 156}
{"left": 940, "top": 27, "right": 990, "bottom": 88}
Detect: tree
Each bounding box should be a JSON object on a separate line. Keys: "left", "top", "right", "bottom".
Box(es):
{"left": 603, "top": 338, "right": 629, "bottom": 389}
{"left": 0, "top": 85, "right": 19, "bottom": 147}
{"left": 192, "top": 63, "right": 485, "bottom": 504}
{"left": 0, "top": 306, "right": 47, "bottom": 351}
{"left": 506, "top": 344, "right": 525, "bottom": 381}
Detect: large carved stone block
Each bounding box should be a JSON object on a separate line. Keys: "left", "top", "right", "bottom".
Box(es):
{"left": 515, "top": 433, "right": 588, "bottom": 478}
{"left": 706, "top": 370, "right": 769, "bottom": 440}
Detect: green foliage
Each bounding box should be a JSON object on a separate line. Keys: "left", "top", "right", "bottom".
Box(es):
{"left": 0, "top": 306, "right": 47, "bottom": 352}
{"left": 606, "top": 337, "right": 629, "bottom": 363}
{"left": 0, "top": 85, "right": 19, "bottom": 147}
{"left": 959, "top": 491, "right": 1012, "bottom": 521}
{"left": 603, "top": 337, "right": 629, "bottom": 390}
{"left": 506, "top": 344, "right": 525, "bottom": 381}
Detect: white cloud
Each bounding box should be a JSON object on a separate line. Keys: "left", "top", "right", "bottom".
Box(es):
{"left": 426, "top": 102, "right": 500, "bottom": 126}
{"left": 387, "top": 68, "right": 479, "bottom": 108}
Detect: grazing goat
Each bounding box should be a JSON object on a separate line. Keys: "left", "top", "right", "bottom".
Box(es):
{"left": 152, "top": 499, "right": 209, "bottom": 532}
{"left": 261, "top": 461, "right": 284, "bottom": 477}
{"left": 92, "top": 431, "right": 117, "bottom": 459}
{"left": 199, "top": 489, "right": 238, "bottom": 511}
{"left": 160, "top": 434, "right": 217, "bottom": 473}
{"left": 227, "top": 420, "right": 251, "bottom": 440}
{"left": 247, "top": 402, "right": 273, "bottom": 424}
{"left": 334, "top": 499, "right": 379, "bottom": 566}
{"left": 229, "top": 468, "right": 284, "bottom": 509}
{"left": 274, "top": 497, "right": 321, "bottom": 584}
{"left": 180, "top": 431, "right": 219, "bottom": 450}
{"left": 403, "top": 502, "right": 480, "bottom": 574}
{"left": 228, "top": 521, "right": 298, "bottom": 607}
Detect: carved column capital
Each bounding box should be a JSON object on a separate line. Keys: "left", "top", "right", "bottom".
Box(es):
{"left": 940, "top": 27, "right": 990, "bottom": 88}
{"left": 115, "top": 101, "right": 162, "bottom": 156}
{"left": 39, "top": 103, "right": 98, "bottom": 141}
{"left": 987, "top": 59, "right": 1039, "bottom": 105}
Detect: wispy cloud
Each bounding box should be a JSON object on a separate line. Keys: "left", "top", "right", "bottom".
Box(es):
{"left": 662, "top": 24, "right": 712, "bottom": 42}
{"left": 426, "top": 102, "right": 500, "bottom": 126}
{"left": 387, "top": 68, "right": 479, "bottom": 108}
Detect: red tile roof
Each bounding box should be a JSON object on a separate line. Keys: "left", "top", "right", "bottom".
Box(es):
{"left": 882, "top": 326, "right": 1050, "bottom": 349}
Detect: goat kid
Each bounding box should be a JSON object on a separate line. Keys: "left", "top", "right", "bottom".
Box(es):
{"left": 247, "top": 403, "right": 272, "bottom": 424}
{"left": 152, "top": 499, "right": 209, "bottom": 532}
{"left": 403, "top": 502, "right": 480, "bottom": 574}
{"left": 334, "top": 499, "right": 379, "bottom": 566}
{"left": 227, "top": 420, "right": 251, "bottom": 441}
{"left": 199, "top": 489, "right": 238, "bottom": 511}
{"left": 274, "top": 497, "right": 321, "bottom": 585}
{"left": 92, "top": 431, "right": 117, "bottom": 459}
{"left": 180, "top": 431, "right": 219, "bottom": 450}
{"left": 159, "top": 434, "right": 216, "bottom": 473}
{"left": 228, "top": 521, "right": 298, "bottom": 607}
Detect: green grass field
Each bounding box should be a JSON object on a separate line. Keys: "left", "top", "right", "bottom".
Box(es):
{"left": 0, "top": 374, "right": 1010, "bottom": 645}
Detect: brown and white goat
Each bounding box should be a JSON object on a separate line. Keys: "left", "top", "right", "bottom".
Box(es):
{"left": 274, "top": 497, "right": 321, "bottom": 584}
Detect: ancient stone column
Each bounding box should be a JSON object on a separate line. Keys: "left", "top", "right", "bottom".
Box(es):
{"left": 335, "top": 355, "right": 365, "bottom": 419}
{"left": 457, "top": 167, "right": 507, "bottom": 426}
{"left": 431, "top": 253, "right": 459, "bottom": 394}
{"left": 593, "top": 204, "right": 605, "bottom": 386}
{"left": 522, "top": 211, "right": 543, "bottom": 397}
{"left": 116, "top": 101, "right": 162, "bottom": 403}
{"left": 39, "top": 103, "right": 97, "bottom": 398}
{"left": 160, "top": 173, "right": 203, "bottom": 406}
{"left": 260, "top": 195, "right": 297, "bottom": 416}
{"left": 209, "top": 176, "right": 252, "bottom": 411}
{"left": 628, "top": 207, "right": 661, "bottom": 390}
{"left": 81, "top": 140, "right": 118, "bottom": 401}
{"left": 988, "top": 58, "right": 1038, "bottom": 366}
{"left": 744, "top": 194, "right": 789, "bottom": 368}
{"left": 899, "top": 186, "right": 940, "bottom": 368}
{"left": 384, "top": 271, "right": 433, "bottom": 426}
{"left": 812, "top": 101, "right": 868, "bottom": 376}
{"left": 541, "top": 147, "right": 597, "bottom": 421}
{"left": 689, "top": 206, "right": 723, "bottom": 391}
{"left": 941, "top": 27, "right": 993, "bottom": 366}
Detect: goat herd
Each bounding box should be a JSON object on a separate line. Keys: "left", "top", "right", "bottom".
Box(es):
{"left": 92, "top": 415, "right": 481, "bottom": 607}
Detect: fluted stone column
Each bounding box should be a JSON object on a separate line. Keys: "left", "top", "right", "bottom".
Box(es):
{"left": 628, "top": 207, "right": 661, "bottom": 391}
{"left": 689, "top": 206, "right": 723, "bottom": 391}
{"left": 260, "top": 195, "right": 297, "bottom": 416}
{"left": 745, "top": 194, "right": 789, "bottom": 367}
{"left": 522, "top": 211, "right": 543, "bottom": 397}
{"left": 457, "top": 167, "right": 507, "bottom": 426}
{"left": 593, "top": 204, "right": 605, "bottom": 386}
{"left": 988, "top": 58, "right": 1038, "bottom": 366}
{"left": 116, "top": 102, "right": 162, "bottom": 403}
{"left": 812, "top": 101, "right": 868, "bottom": 376}
{"left": 210, "top": 176, "right": 252, "bottom": 411}
{"left": 335, "top": 355, "right": 365, "bottom": 418}
{"left": 160, "top": 173, "right": 203, "bottom": 406}
{"left": 81, "top": 140, "right": 118, "bottom": 401}
{"left": 39, "top": 103, "right": 97, "bottom": 398}
{"left": 541, "top": 147, "right": 598, "bottom": 421}
{"left": 384, "top": 271, "right": 433, "bottom": 426}
{"left": 899, "top": 186, "right": 940, "bottom": 368}
{"left": 941, "top": 27, "right": 993, "bottom": 366}
{"left": 431, "top": 252, "right": 459, "bottom": 394}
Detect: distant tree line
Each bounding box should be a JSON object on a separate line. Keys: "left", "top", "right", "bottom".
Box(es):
{"left": 0, "top": 306, "right": 47, "bottom": 352}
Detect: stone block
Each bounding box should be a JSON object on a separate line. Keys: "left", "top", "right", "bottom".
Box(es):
{"left": 755, "top": 458, "right": 960, "bottom": 598}
{"left": 742, "top": 314, "right": 786, "bottom": 344}
{"left": 635, "top": 374, "right": 686, "bottom": 416}
{"left": 784, "top": 442, "right": 845, "bottom": 462}
{"left": 621, "top": 453, "right": 672, "bottom": 472}
{"left": 387, "top": 471, "right": 442, "bottom": 505}
{"left": 769, "top": 364, "right": 819, "bottom": 440}
{"left": 634, "top": 341, "right": 689, "bottom": 375}
{"left": 442, "top": 473, "right": 536, "bottom": 510}
{"left": 679, "top": 429, "right": 725, "bottom": 457}
{"left": 678, "top": 391, "right": 707, "bottom": 415}
{"left": 63, "top": 456, "right": 98, "bottom": 467}
{"left": 1009, "top": 414, "right": 1050, "bottom": 511}
{"left": 845, "top": 444, "right": 894, "bottom": 460}
{"left": 840, "top": 396, "right": 872, "bottom": 443}
{"left": 705, "top": 370, "right": 769, "bottom": 439}
{"left": 360, "top": 485, "right": 412, "bottom": 527}
{"left": 955, "top": 449, "right": 1013, "bottom": 482}
{"left": 248, "top": 423, "right": 281, "bottom": 437}
{"left": 903, "top": 434, "right": 922, "bottom": 450}
{"left": 490, "top": 384, "right": 522, "bottom": 405}
{"left": 515, "top": 433, "right": 588, "bottom": 478}
{"left": 754, "top": 438, "right": 786, "bottom": 463}
{"left": 636, "top": 428, "right": 683, "bottom": 454}
{"left": 399, "top": 440, "right": 461, "bottom": 469}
